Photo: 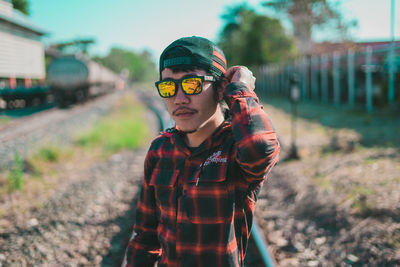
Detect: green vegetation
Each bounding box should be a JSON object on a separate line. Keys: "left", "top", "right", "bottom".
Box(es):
{"left": 388, "top": 231, "right": 400, "bottom": 248}
{"left": 37, "top": 146, "right": 62, "bottom": 162}
{"left": 218, "top": 4, "right": 295, "bottom": 67}
{"left": 7, "top": 153, "right": 24, "bottom": 192}
{"left": 263, "top": 97, "right": 400, "bottom": 149}
{"left": 93, "top": 47, "right": 157, "bottom": 83}
{"left": 312, "top": 174, "right": 332, "bottom": 192}
{"left": 346, "top": 183, "right": 375, "bottom": 215}
{"left": 263, "top": 0, "right": 357, "bottom": 55}
{"left": 12, "top": 0, "right": 29, "bottom": 15}
{"left": 76, "top": 94, "right": 150, "bottom": 154}
{"left": 0, "top": 116, "right": 10, "bottom": 125}
{"left": 349, "top": 183, "right": 374, "bottom": 197}
{"left": 27, "top": 145, "right": 73, "bottom": 177}
{"left": 1, "top": 93, "right": 150, "bottom": 195}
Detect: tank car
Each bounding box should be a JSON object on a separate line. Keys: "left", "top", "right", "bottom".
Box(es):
{"left": 47, "top": 55, "right": 125, "bottom": 107}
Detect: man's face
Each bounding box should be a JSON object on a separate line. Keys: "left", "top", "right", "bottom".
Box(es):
{"left": 160, "top": 68, "right": 220, "bottom": 134}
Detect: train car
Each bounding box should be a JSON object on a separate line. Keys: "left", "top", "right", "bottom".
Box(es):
{"left": 0, "top": 0, "right": 48, "bottom": 110}
{"left": 47, "top": 55, "right": 125, "bottom": 107}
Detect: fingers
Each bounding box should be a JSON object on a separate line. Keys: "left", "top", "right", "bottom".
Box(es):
{"left": 224, "top": 66, "right": 256, "bottom": 91}
{"left": 224, "top": 66, "right": 242, "bottom": 80}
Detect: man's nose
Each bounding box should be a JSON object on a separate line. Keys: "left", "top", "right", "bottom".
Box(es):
{"left": 174, "top": 84, "right": 190, "bottom": 105}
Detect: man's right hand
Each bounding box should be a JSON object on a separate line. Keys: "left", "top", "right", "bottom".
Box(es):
{"left": 223, "top": 66, "right": 256, "bottom": 91}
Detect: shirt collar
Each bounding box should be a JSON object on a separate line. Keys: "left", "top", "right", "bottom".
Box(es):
{"left": 164, "top": 121, "right": 231, "bottom": 156}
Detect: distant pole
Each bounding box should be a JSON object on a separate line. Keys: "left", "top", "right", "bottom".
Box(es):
{"left": 289, "top": 73, "right": 300, "bottom": 160}
{"left": 302, "top": 57, "right": 309, "bottom": 100}
{"left": 366, "top": 46, "right": 373, "bottom": 113}
{"left": 320, "top": 54, "right": 329, "bottom": 103}
{"left": 333, "top": 51, "right": 341, "bottom": 106}
{"left": 347, "top": 49, "right": 355, "bottom": 107}
{"left": 388, "top": 0, "right": 395, "bottom": 104}
{"left": 311, "top": 56, "right": 319, "bottom": 100}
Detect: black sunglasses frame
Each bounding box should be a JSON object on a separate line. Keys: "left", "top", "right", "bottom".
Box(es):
{"left": 155, "top": 75, "right": 216, "bottom": 98}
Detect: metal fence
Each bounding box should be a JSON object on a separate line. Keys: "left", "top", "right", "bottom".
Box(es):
{"left": 256, "top": 43, "right": 400, "bottom": 112}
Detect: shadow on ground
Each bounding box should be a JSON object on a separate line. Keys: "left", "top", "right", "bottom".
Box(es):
{"left": 101, "top": 196, "right": 139, "bottom": 267}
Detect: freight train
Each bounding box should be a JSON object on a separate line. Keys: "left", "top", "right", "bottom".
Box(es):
{"left": 0, "top": 56, "right": 125, "bottom": 109}
{"left": 0, "top": 0, "right": 48, "bottom": 110}
{"left": 47, "top": 55, "right": 125, "bottom": 107}
{"left": 0, "top": 0, "right": 124, "bottom": 110}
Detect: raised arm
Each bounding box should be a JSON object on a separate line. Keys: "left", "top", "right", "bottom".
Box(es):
{"left": 222, "top": 66, "right": 280, "bottom": 184}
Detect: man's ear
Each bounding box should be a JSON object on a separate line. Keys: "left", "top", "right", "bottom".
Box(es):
{"left": 217, "top": 77, "right": 229, "bottom": 101}
{"left": 217, "top": 84, "right": 224, "bottom": 102}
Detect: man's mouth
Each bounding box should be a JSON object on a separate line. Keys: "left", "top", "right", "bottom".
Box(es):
{"left": 173, "top": 107, "right": 197, "bottom": 117}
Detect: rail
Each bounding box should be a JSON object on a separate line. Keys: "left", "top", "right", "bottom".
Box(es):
{"left": 251, "top": 221, "right": 277, "bottom": 267}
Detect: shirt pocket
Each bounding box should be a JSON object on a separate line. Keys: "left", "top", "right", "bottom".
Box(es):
{"left": 182, "top": 165, "right": 234, "bottom": 224}
{"left": 149, "top": 168, "right": 179, "bottom": 223}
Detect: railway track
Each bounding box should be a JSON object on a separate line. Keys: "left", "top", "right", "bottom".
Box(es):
{"left": 0, "top": 92, "right": 121, "bottom": 171}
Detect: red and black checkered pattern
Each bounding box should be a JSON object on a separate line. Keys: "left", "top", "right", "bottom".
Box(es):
{"left": 124, "top": 82, "right": 280, "bottom": 267}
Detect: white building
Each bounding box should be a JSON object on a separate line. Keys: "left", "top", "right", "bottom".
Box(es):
{"left": 0, "top": 0, "right": 46, "bottom": 89}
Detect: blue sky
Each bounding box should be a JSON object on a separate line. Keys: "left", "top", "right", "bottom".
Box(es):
{"left": 28, "top": 0, "right": 400, "bottom": 59}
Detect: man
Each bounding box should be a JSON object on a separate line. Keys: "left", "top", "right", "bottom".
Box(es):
{"left": 123, "top": 36, "right": 280, "bottom": 267}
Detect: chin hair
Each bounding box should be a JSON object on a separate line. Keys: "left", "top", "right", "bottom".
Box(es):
{"left": 181, "top": 128, "right": 198, "bottom": 134}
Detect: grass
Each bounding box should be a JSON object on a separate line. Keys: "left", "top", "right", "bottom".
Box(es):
{"left": 76, "top": 94, "right": 150, "bottom": 154}
{"left": 0, "top": 116, "right": 10, "bottom": 125}
{"left": 38, "top": 146, "right": 62, "bottom": 162}
{"left": 312, "top": 174, "right": 332, "bottom": 192}
{"left": 27, "top": 145, "right": 73, "bottom": 178}
{"left": 262, "top": 96, "right": 400, "bottom": 149}
{"left": 7, "top": 153, "right": 24, "bottom": 192}
{"left": 1, "top": 93, "right": 151, "bottom": 197}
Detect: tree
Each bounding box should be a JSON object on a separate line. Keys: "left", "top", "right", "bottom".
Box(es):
{"left": 12, "top": 0, "right": 29, "bottom": 15}
{"left": 218, "top": 4, "right": 295, "bottom": 67}
{"left": 93, "top": 47, "right": 157, "bottom": 83}
{"left": 263, "top": 0, "right": 357, "bottom": 55}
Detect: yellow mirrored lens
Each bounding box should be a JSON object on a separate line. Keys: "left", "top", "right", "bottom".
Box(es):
{"left": 182, "top": 78, "right": 202, "bottom": 94}
{"left": 158, "top": 81, "right": 175, "bottom": 97}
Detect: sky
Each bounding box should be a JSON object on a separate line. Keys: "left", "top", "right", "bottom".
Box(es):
{"left": 27, "top": 0, "right": 400, "bottom": 60}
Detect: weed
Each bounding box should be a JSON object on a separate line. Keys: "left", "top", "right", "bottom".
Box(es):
{"left": 7, "top": 153, "right": 24, "bottom": 192}
{"left": 312, "top": 174, "right": 332, "bottom": 192}
{"left": 38, "top": 146, "right": 61, "bottom": 162}
{"left": 388, "top": 231, "right": 400, "bottom": 248}
{"left": 0, "top": 116, "right": 10, "bottom": 125}
{"left": 350, "top": 184, "right": 374, "bottom": 197}
{"left": 26, "top": 145, "right": 72, "bottom": 177}
{"left": 349, "top": 184, "right": 375, "bottom": 216}
{"left": 76, "top": 94, "right": 150, "bottom": 154}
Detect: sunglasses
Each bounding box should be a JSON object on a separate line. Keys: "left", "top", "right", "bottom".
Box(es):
{"left": 155, "top": 75, "right": 216, "bottom": 98}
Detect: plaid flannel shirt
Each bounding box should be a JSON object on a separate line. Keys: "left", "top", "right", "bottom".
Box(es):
{"left": 124, "top": 82, "right": 280, "bottom": 267}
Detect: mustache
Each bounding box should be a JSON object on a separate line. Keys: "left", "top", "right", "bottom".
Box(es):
{"left": 172, "top": 107, "right": 198, "bottom": 116}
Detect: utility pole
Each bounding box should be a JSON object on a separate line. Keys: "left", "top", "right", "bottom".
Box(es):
{"left": 288, "top": 73, "right": 300, "bottom": 160}
{"left": 388, "top": 0, "right": 395, "bottom": 104}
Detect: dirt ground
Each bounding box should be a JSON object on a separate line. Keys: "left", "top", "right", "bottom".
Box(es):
{"left": 0, "top": 94, "right": 399, "bottom": 266}
{"left": 256, "top": 97, "right": 400, "bottom": 266}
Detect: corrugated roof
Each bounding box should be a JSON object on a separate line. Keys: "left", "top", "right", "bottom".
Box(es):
{"left": 0, "top": 7, "right": 46, "bottom": 36}
{"left": 311, "top": 40, "right": 400, "bottom": 55}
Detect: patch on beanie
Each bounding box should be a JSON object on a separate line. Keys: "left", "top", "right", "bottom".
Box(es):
{"left": 163, "top": 57, "right": 191, "bottom": 68}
